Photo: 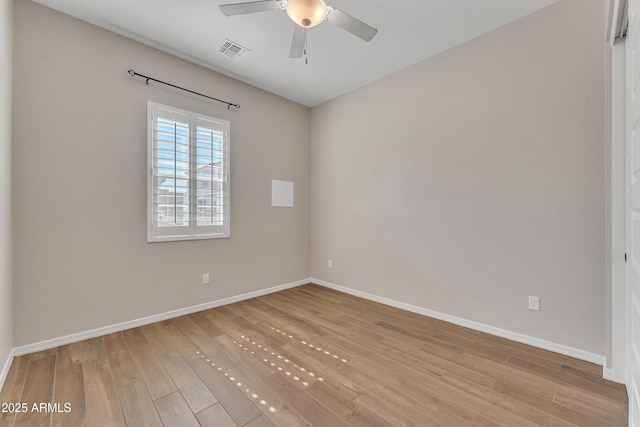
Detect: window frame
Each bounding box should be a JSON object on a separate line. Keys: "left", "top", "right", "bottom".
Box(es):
{"left": 147, "top": 101, "right": 231, "bottom": 243}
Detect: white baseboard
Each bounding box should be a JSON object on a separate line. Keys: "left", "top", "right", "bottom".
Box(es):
{"left": 602, "top": 365, "right": 626, "bottom": 384}
{"left": 13, "top": 279, "right": 309, "bottom": 357}
{"left": 0, "top": 348, "right": 15, "bottom": 393}
{"left": 603, "top": 367, "right": 615, "bottom": 381}
{"left": 9, "top": 277, "right": 607, "bottom": 374}
{"left": 311, "top": 278, "right": 605, "bottom": 366}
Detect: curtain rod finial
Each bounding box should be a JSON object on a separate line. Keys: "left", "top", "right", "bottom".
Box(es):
{"left": 128, "top": 69, "right": 135, "bottom": 76}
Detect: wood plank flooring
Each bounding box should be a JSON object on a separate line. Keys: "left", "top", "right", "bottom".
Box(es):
{"left": 0, "top": 284, "right": 629, "bottom": 426}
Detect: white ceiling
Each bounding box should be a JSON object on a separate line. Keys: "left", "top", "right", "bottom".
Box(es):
{"left": 32, "top": 0, "right": 559, "bottom": 107}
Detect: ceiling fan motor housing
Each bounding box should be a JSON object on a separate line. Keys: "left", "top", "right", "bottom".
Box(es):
{"left": 286, "top": 0, "right": 327, "bottom": 28}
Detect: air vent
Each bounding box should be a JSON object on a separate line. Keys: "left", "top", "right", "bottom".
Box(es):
{"left": 218, "top": 39, "right": 251, "bottom": 60}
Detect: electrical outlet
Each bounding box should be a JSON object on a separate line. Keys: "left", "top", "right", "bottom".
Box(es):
{"left": 202, "top": 273, "right": 210, "bottom": 285}
{"left": 328, "top": 259, "right": 333, "bottom": 269}
{"left": 528, "top": 296, "right": 540, "bottom": 311}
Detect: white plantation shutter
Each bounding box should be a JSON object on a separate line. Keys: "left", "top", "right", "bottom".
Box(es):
{"left": 147, "top": 102, "right": 230, "bottom": 242}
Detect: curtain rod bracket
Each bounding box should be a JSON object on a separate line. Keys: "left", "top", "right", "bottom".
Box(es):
{"left": 127, "top": 69, "right": 240, "bottom": 109}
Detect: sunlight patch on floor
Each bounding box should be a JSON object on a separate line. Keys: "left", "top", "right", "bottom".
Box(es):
{"left": 196, "top": 350, "right": 277, "bottom": 413}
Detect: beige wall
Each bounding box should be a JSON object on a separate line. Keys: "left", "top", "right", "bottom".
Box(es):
{"left": 311, "top": 0, "right": 607, "bottom": 354}
{"left": 0, "top": 0, "right": 13, "bottom": 370}
{"left": 12, "top": 0, "right": 310, "bottom": 347}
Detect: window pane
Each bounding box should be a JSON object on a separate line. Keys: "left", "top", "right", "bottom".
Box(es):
{"left": 195, "top": 124, "right": 225, "bottom": 227}
{"left": 153, "top": 117, "right": 190, "bottom": 227}
{"left": 148, "top": 102, "right": 230, "bottom": 242}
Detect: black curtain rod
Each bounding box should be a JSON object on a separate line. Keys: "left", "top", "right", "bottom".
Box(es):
{"left": 128, "top": 69, "right": 240, "bottom": 109}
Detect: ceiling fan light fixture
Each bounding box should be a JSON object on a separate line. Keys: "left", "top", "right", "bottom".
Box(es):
{"left": 286, "top": 0, "right": 327, "bottom": 28}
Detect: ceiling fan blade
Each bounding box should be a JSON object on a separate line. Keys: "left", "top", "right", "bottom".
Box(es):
{"left": 219, "top": 0, "right": 285, "bottom": 16}
{"left": 326, "top": 7, "right": 377, "bottom": 42}
{"left": 289, "top": 25, "right": 306, "bottom": 58}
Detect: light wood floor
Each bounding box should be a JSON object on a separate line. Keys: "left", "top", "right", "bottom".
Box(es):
{"left": 0, "top": 284, "right": 628, "bottom": 426}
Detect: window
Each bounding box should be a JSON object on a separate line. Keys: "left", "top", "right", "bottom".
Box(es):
{"left": 147, "top": 102, "right": 230, "bottom": 242}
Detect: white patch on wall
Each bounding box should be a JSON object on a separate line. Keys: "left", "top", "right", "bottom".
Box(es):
{"left": 272, "top": 180, "right": 293, "bottom": 207}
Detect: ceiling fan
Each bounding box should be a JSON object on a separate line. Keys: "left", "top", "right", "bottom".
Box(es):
{"left": 219, "top": 0, "right": 378, "bottom": 59}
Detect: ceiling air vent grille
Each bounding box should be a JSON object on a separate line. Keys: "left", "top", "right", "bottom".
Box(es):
{"left": 218, "top": 39, "right": 251, "bottom": 60}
